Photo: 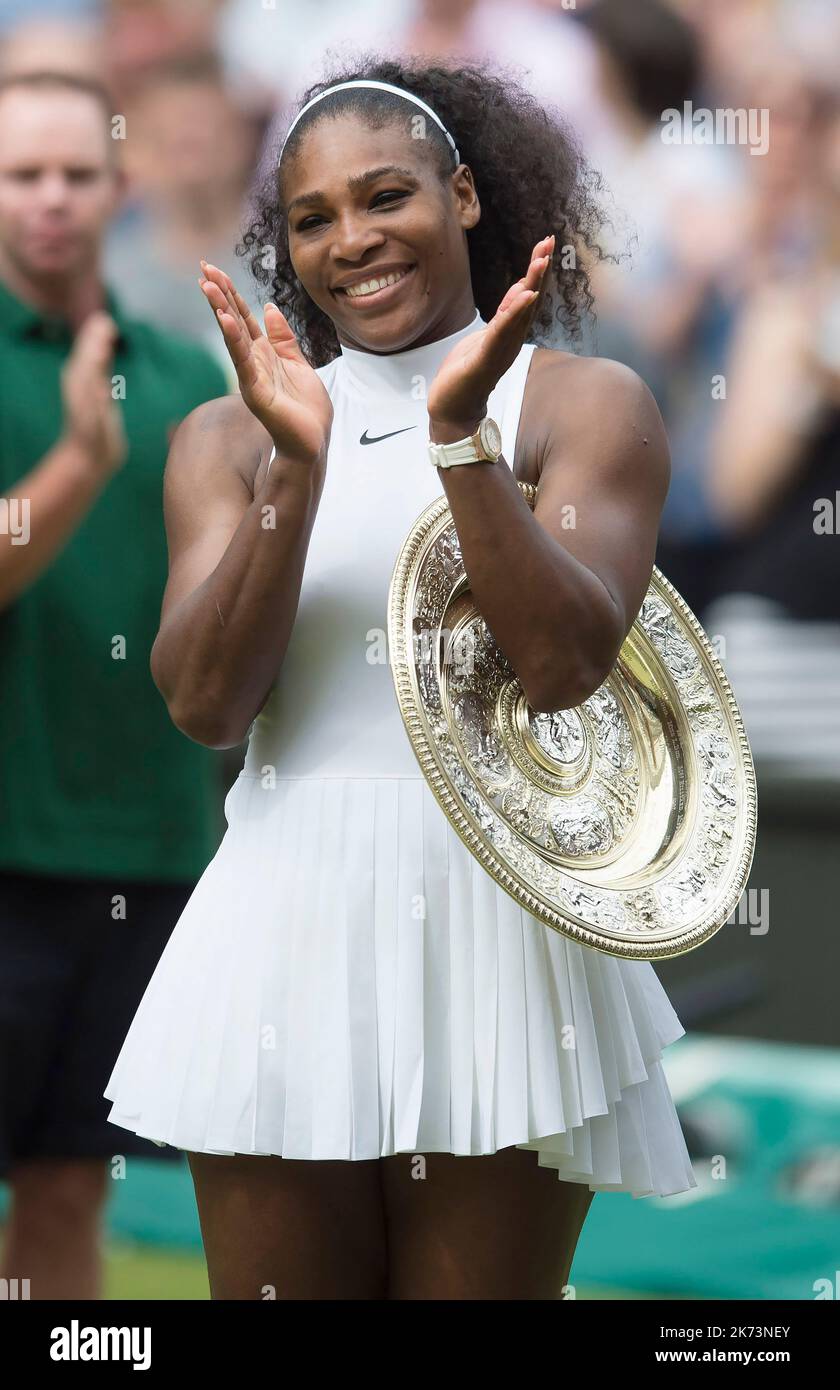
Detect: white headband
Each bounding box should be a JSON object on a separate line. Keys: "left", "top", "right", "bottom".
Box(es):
{"left": 277, "top": 78, "right": 460, "bottom": 168}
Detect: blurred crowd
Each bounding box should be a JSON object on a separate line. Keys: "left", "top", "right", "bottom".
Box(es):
{"left": 1, "top": 0, "right": 839, "bottom": 777}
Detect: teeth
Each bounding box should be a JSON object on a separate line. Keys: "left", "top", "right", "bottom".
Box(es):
{"left": 345, "top": 268, "right": 409, "bottom": 298}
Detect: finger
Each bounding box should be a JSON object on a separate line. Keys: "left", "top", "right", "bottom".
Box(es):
{"left": 213, "top": 305, "right": 258, "bottom": 388}
{"left": 225, "top": 283, "right": 262, "bottom": 342}
{"left": 495, "top": 238, "right": 553, "bottom": 322}
{"left": 496, "top": 277, "right": 528, "bottom": 315}
{"left": 199, "top": 278, "right": 254, "bottom": 362}
{"left": 522, "top": 251, "right": 551, "bottom": 295}
{"left": 495, "top": 280, "right": 540, "bottom": 320}
{"left": 76, "top": 310, "right": 117, "bottom": 347}
{"left": 216, "top": 269, "right": 259, "bottom": 341}
{"left": 480, "top": 289, "right": 539, "bottom": 378}
{"left": 531, "top": 254, "right": 551, "bottom": 285}
{"left": 68, "top": 313, "right": 118, "bottom": 376}
{"left": 519, "top": 235, "right": 555, "bottom": 294}
{"left": 200, "top": 261, "right": 248, "bottom": 336}
{"left": 228, "top": 282, "right": 265, "bottom": 344}
{"left": 495, "top": 256, "right": 548, "bottom": 316}
{"left": 263, "top": 302, "right": 306, "bottom": 362}
{"left": 199, "top": 263, "right": 241, "bottom": 324}
{"left": 530, "top": 234, "right": 555, "bottom": 268}
{"left": 209, "top": 263, "right": 248, "bottom": 329}
{"left": 198, "top": 275, "right": 233, "bottom": 321}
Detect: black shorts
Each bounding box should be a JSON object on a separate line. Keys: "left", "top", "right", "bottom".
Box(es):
{"left": 0, "top": 869, "right": 195, "bottom": 1179}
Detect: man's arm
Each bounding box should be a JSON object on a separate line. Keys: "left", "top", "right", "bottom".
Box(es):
{"left": 0, "top": 311, "right": 125, "bottom": 610}
{"left": 0, "top": 438, "right": 116, "bottom": 611}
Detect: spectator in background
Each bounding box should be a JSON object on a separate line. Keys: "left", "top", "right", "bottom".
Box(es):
{"left": 228, "top": 0, "right": 608, "bottom": 195}
{"left": 102, "top": 0, "right": 228, "bottom": 109}
{"left": 104, "top": 53, "right": 266, "bottom": 370}
{"left": 575, "top": 0, "right": 745, "bottom": 618}
{"left": 0, "top": 71, "right": 228, "bottom": 1300}
{"left": 393, "top": 0, "right": 606, "bottom": 142}
{"left": 0, "top": 14, "right": 105, "bottom": 81}
{"left": 700, "top": 86, "right": 840, "bottom": 778}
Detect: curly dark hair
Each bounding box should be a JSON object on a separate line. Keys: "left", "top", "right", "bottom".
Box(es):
{"left": 237, "top": 49, "right": 610, "bottom": 367}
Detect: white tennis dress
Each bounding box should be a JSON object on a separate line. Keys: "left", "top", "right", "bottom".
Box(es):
{"left": 104, "top": 306, "right": 698, "bottom": 1199}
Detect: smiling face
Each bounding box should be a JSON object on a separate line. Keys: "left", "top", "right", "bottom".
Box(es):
{"left": 281, "top": 112, "right": 481, "bottom": 353}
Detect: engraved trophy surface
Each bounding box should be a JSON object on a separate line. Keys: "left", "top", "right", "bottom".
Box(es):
{"left": 388, "top": 481, "right": 758, "bottom": 960}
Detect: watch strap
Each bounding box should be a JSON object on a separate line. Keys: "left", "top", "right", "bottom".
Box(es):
{"left": 428, "top": 417, "right": 499, "bottom": 469}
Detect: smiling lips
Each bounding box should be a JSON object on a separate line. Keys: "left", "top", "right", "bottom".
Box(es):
{"left": 337, "top": 264, "right": 416, "bottom": 304}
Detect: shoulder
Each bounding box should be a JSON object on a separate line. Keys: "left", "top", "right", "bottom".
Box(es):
{"left": 520, "top": 346, "right": 670, "bottom": 488}
{"left": 167, "top": 353, "right": 341, "bottom": 495}
{"left": 168, "top": 393, "right": 272, "bottom": 493}
{"left": 527, "top": 345, "right": 662, "bottom": 419}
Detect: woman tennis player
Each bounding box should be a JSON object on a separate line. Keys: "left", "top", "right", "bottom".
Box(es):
{"left": 104, "top": 54, "right": 697, "bottom": 1300}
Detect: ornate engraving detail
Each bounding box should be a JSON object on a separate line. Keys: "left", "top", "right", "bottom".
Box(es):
{"left": 388, "top": 484, "right": 758, "bottom": 960}
{"left": 548, "top": 795, "right": 614, "bottom": 857}
{"left": 531, "top": 709, "right": 586, "bottom": 764}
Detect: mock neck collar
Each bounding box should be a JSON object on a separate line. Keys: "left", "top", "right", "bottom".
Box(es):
{"left": 336, "top": 307, "right": 486, "bottom": 399}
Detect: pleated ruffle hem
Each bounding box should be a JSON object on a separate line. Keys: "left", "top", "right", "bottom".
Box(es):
{"left": 104, "top": 774, "right": 698, "bottom": 1199}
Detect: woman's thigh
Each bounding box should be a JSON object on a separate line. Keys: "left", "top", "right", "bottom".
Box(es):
{"left": 379, "top": 1145, "right": 595, "bottom": 1300}
{"left": 187, "top": 1151, "right": 388, "bottom": 1300}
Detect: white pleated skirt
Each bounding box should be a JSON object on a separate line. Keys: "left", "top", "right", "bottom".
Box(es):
{"left": 104, "top": 773, "right": 698, "bottom": 1200}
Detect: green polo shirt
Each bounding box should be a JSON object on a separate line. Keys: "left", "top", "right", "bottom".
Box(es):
{"left": 0, "top": 277, "right": 230, "bottom": 882}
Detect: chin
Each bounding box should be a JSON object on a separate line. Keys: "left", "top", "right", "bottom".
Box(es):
{"left": 28, "top": 253, "right": 81, "bottom": 280}
{"left": 347, "top": 305, "right": 429, "bottom": 351}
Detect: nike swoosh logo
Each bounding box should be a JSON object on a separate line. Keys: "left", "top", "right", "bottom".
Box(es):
{"left": 359, "top": 426, "right": 417, "bottom": 446}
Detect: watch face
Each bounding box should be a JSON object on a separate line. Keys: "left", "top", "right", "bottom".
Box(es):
{"left": 480, "top": 417, "right": 503, "bottom": 459}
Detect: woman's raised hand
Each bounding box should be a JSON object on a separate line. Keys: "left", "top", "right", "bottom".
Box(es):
{"left": 426, "top": 235, "right": 555, "bottom": 433}
{"left": 199, "top": 261, "right": 333, "bottom": 465}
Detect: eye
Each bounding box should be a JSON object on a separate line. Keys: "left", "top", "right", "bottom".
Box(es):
{"left": 296, "top": 189, "right": 409, "bottom": 232}
{"left": 372, "top": 189, "right": 408, "bottom": 207}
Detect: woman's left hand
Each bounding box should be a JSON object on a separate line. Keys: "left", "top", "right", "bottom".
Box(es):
{"left": 427, "top": 234, "right": 555, "bottom": 438}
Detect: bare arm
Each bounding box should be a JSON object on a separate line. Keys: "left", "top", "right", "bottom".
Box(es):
{"left": 150, "top": 400, "right": 326, "bottom": 749}
{"left": 436, "top": 354, "right": 670, "bottom": 712}
{"left": 150, "top": 261, "right": 334, "bottom": 749}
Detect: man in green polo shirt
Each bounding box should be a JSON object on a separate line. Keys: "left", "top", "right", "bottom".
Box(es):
{"left": 0, "top": 70, "right": 230, "bottom": 1298}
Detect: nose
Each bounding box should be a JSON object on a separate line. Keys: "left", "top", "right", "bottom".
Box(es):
{"left": 37, "top": 171, "right": 72, "bottom": 207}
{"left": 328, "top": 209, "right": 387, "bottom": 266}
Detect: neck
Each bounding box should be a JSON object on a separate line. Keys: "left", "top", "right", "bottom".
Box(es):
{"left": 0, "top": 246, "right": 106, "bottom": 330}
{"left": 336, "top": 297, "right": 480, "bottom": 357}
{"left": 336, "top": 304, "right": 486, "bottom": 401}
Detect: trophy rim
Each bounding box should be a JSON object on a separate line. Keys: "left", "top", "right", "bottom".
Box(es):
{"left": 387, "top": 480, "right": 759, "bottom": 962}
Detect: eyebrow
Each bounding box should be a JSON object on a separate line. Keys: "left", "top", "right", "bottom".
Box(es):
{"left": 286, "top": 165, "right": 419, "bottom": 217}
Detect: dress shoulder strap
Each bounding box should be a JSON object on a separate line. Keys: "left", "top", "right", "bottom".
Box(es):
{"left": 497, "top": 342, "right": 537, "bottom": 469}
